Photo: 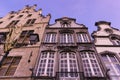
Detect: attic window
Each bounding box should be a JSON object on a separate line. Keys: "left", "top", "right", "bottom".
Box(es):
{"left": 104, "top": 28, "right": 113, "bottom": 34}
{"left": 27, "top": 14, "right": 32, "bottom": 17}
{"left": 18, "top": 15, "right": 23, "bottom": 18}
{"left": 8, "top": 16, "right": 14, "bottom": 19}
{"left": 0, "top": 21, "right": 3, "bottom": 24}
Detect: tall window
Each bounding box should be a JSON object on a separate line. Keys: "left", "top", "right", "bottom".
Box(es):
{"left": 77, "top": 33, "right": 90, "bottom": 43}
{"left": 25, "top": 19, "right": 36, "bottom": 25}
{"left": 44, "top": 33, "right": 56, "bottom": 43}
{"left": 36, "top": 51, "right": 55, "bottom": 76}
{"left": 80, "top": 52, "right": 103, "bottom": 77}
{"left": 60, "top": 33, "right": 74, "bottom": 43}
{"left": 60, "top": 52, "right": 79, "bottom": 77}
{"left": 0, "top": 56, "right": 21, "bottom": 76}
{"left": 102, "top": 54, "right": 120, "bottom": 80}
{"left": 7, "top": 20, "right": 19, "bottom": 28}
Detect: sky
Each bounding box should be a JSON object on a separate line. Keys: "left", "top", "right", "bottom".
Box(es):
{"left": 0, "top": 0, "right": 120, "bottom": 33}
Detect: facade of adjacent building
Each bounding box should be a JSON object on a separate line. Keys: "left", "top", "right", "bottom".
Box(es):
{"left": 0, "top": 5, "right": 120, "bottom": 80}
{"left": 92, "top": 21, "right": 120, "bottom": 80}
{"left": 0, "top": 5, "right": 50, "bottom": 80}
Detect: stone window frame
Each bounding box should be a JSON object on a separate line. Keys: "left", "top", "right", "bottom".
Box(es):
{"left": 36, "top": 51, "right": 55, "bottom": 77}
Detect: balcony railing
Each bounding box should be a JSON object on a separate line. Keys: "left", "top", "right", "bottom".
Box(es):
{"left": 32, "top": 72, "right": 107, "bottom": 80}
{"left": 56, "top": 72, "right": 84, "bottom": 80}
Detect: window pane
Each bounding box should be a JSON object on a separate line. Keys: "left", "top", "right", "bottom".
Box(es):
{"left": 81, "top": 52, "right": 103, "bottom": 77}
{"left": 36, "top": 51, "right": 55, "bottom": 76}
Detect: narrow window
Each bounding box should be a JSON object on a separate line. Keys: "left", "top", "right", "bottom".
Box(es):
{"left": 8, "top": 16, "right": 14, "bottom": 19}
{"left": 111, "top": 37, "right": 120, "bottom": 45}
{"left": 18, "top": 15, "right": 23, "bottom": 18}
{"left": 36, "top": 51, "right": 55, "bottom": 76}
{"left": 0, "top": 21, "right": 3, "bottom": 24}
{"left": 7, "top": 20, "right": 19, "bottom": 28}
{"left": 27, "top": 14, "right": 32, "bottom": 17}
{"left": 0, "top": 56, "right": 21, "bottom": 76}
{"left": 25, "top": 19, "right": 36, "bottom": 26}
{"left": 80, "top": 52, "right": 103, "bottom": 77}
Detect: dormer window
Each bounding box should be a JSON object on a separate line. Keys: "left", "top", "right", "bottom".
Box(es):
{"left": 104, "top": 28, "right": 113, "bottom": 34}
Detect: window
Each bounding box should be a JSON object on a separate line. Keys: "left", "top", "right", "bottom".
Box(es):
{"left": 0, "top": 21, "right": 3, "bottom": 24}
{"left": 80, "top": 52, "right": 103, "bottom": 77}
{"left": 60, "top": 33, "right": 74, "bottom": 43}
{"left": 16, "top": 30, "right": 34, "bottom": 47}
{"left": 44, "top": 33, "right": 56, "bottom": 43}
{"left": 36, "top": 51, "right": 55, "bottom": 76}
{"left": 18, "top": 15, "right": 23, "bottom": 18}
{"left": 27, "top": 14, "right": 32, "bottom": 17}
{"left": 7, "top": 20, "right": 19, "bottom": 28}
{"left": 59, "top": 52, "right": 79, "bottom": 77}
{"left": 25, "top": 19, "right": 36, "bottom": 25}
{"left": 8, "top": 16, "right": 14, "bottom": 19}
{"left": 77, "top": 33, "right": 90, "bottom": 43}
{"left": 0, "top": 56, "right": 21, "bottom": 76}
{"left": 111, "top": 37, "right": 120, "bottom": 45}
{"left": 102, "top": 54, "right": 120, "bottom": 80}
{"left": 0, "top": 32, "right": 8, "bottom": 44}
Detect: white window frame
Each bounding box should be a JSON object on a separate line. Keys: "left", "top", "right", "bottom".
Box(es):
{"left": 36, "top": 51, "right": 55, "bottom": 76}
{"left": 81, "top": 52, "right": 103, "bottom": 77}
{"left": 59, "top": 52, "right": 79, "bottom": 78}
{"left": 45, "top": 33, "right": 56, "bottom": 43}
{"left": 102, "top": 54, "right": 120, "bottom": 80}
{"left": 77, "top": 33, "right": 90, "bottom": 43}
{"left": 60, "top": 33, "right": 74, "bottom": 43}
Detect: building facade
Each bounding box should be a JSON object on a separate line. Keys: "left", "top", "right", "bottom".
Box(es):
{"left": 33, "top": 17, "right": 108, "bottom": 80}
{"left": 92, "top": 21, "right": 120, "bottom": 80}
{"left": 0, "top": 5, "right": 50, "bottom": 80}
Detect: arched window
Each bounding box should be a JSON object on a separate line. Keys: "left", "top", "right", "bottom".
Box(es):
{"left": 59, "top": 52, "right": 79, "bottom": 78}
{"left": 80, "top": 51, "right": 103, "bottom": 77}
{"left": 36, "top": 51, "right": 55, "bottom": 76}
{"left": 101, "top": 53, "right": 120, "bottom": 80}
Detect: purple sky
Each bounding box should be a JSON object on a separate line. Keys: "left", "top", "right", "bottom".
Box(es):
{"left": 0, "top": 0, "right": 120, "bottom": 33}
